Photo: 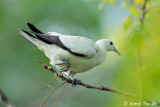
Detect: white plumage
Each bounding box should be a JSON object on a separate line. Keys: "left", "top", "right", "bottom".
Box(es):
{"left": 60, "top": 35, "right": 98, "bottom": 58}
{"left": 19, "top": 23, "right": 120, "bottom": 78}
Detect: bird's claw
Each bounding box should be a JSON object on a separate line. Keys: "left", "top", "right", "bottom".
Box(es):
{"left": 55, "top": 59, "right": 70, "bottom": 72}
{"left": 71, "top": 79, "right": 81, "bottom": 87}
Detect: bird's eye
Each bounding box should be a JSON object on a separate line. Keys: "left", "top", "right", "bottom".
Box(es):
{"left": 110, "top": 41, "right": 113, "bottom": 45}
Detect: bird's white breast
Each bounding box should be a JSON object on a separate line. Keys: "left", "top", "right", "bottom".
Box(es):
{"left": 44, "top": 44, "right": 106, "bottom": 75}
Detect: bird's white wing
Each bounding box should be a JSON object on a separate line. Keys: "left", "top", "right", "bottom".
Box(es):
{"left": 20, "top": 23, "right": 99, "bottom": 58}
{"left": 60, "top": 36, "right": 98, "bottom": 58}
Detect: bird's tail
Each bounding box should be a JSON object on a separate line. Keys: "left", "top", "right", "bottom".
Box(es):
{"left": 18, "top": 29, "right": 46, "bottom": 52}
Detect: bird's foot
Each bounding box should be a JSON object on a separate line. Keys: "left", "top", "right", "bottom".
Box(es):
{"left": 62, "top": 72, "right": 81, "bottom": 87}
{"left": 55, "top": 59, "right": 70, "bottom": 72}
{"left": 71, "top": 78, "right": 81, "bottom": 87}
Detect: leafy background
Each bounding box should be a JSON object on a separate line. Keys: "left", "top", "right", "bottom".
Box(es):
{"left": 0, "top": 0, "right": 160, "bottom": 107}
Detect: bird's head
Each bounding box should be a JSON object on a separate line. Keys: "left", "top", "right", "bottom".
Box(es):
{"left": 96, "top": 39, "right": 120, "bottom": 55}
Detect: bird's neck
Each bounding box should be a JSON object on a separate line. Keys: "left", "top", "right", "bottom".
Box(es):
{"left": 96, "top": 46, "right": 107, "bottom": 65}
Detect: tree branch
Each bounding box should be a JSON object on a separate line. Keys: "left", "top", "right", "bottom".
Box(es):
{"left": 139, "top": 0, "right": 147, "bottom": 28}
{"left": 0, "top": 89, "right": 14, "bottom": 107}
{"left": 37, "top": 60, "right": 160, "bottom": 106}
{"left": 137, "top": 0, "right": 147, "bottom": 102}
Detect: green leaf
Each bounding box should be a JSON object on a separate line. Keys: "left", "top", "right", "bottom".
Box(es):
{"left": 129, "top": 6, "right": 139, "bottom": 16}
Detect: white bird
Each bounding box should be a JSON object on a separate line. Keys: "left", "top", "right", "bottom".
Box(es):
{"left": 19, "top": 22, "right": 120, "bottom": 85}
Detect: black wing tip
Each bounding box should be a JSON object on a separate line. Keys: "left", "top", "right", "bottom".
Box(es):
{"left": 27, "top": 22, "right": 33, "bottom": 27}
{"left": 27, "top": 22, "right": 34, "bottom": 29}
{"left": 26, "top": 22, "right": 44, "bottom": 34}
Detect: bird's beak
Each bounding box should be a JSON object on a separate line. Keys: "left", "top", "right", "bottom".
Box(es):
{"left": 113, "top": 48, "right": 120, "bottom": 56}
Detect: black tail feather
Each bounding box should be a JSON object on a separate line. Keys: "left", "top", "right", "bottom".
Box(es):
{"left": 20, "top": 29, "right": 36, "bottom": 39}
{"left": 20, "top": 23, "right": 86, "bottom": 57}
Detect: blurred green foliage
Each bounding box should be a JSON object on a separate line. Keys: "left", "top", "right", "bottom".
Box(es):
{"left": 0, "top": 0, "right": 160, "bottom": 107}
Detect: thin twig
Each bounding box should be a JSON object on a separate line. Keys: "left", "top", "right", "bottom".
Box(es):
{"left": 137, "top": 0, "right": 147, "bottom": 102}
{"left": 40, "top": 82, "right": 66, "bottom": 107}
{"left": 43, "top": 77, "right": 59, "bottom": 89}
{"left": 37, "top": 60, "right": 160, "bottom": 106}
{"left": 55, "top": 83, "right": 69, "bottom": 107}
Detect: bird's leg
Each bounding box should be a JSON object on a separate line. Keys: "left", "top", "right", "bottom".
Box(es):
{"left": 55, "top": 59, "right": 70, "bottom": 72}
{"left": 62, "top": 72, "right": 72, "bottom": 80}
{"left": 63, "top": 71, "right": 81, "bottom": 87}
